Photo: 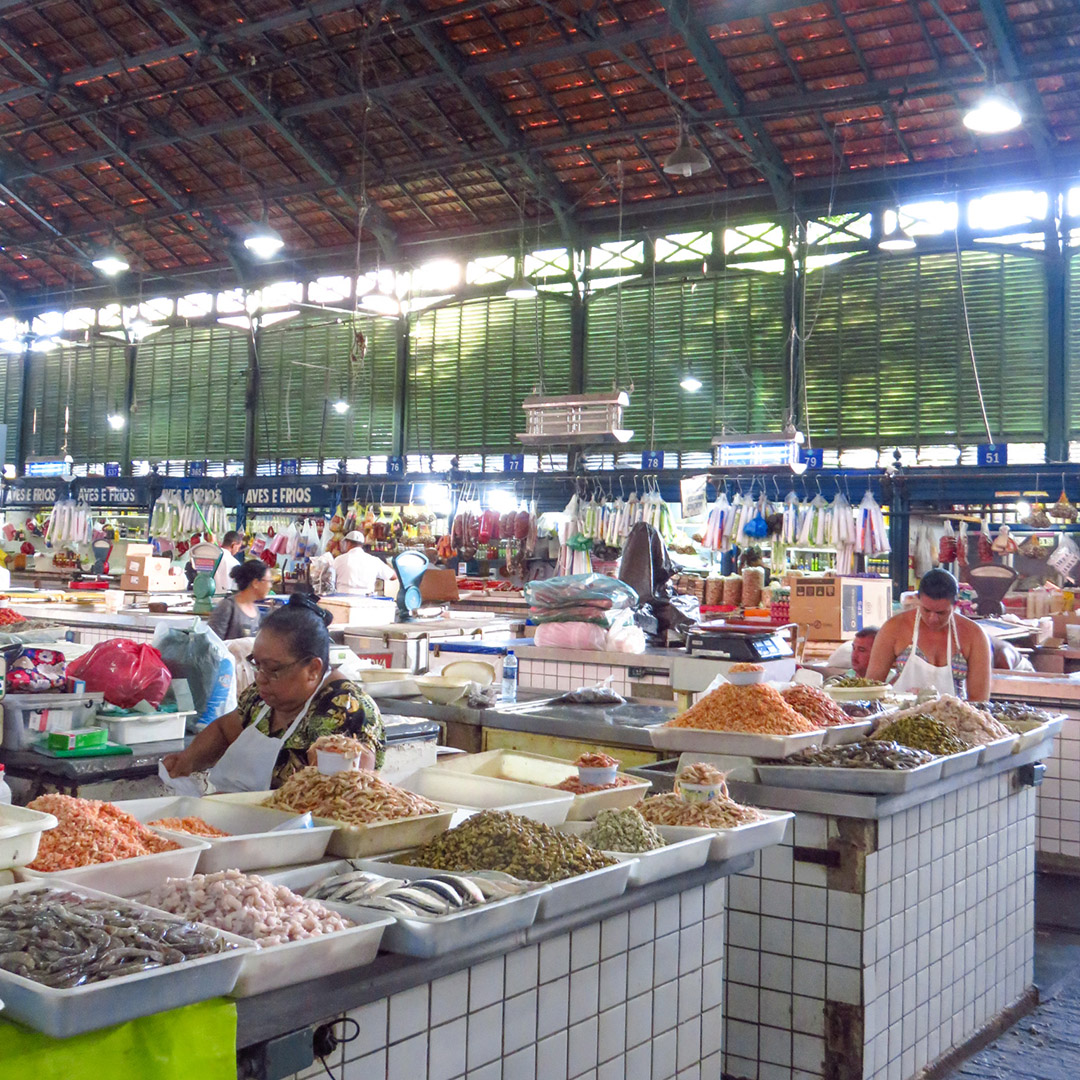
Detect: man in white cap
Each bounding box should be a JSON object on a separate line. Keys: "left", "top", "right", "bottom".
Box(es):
{"left": 332, "top": 531, "right": 397, "bottom": 595}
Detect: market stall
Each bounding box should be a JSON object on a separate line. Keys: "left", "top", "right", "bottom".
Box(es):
{"left": 0, "top": 744, "right": 790, "bottom": 1080}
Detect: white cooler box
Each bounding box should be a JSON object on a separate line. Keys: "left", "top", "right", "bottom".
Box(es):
{"left": 2, "top": 692, "right": 105, "bottom": 750}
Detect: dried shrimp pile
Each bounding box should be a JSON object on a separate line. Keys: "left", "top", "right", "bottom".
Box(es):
{"left": 150, "top": 817, "right": 230, "bottom": 838}
{"left": 553, "top": 774, "right": 639, "bottom": 794}
{"left": 574, "top": 752, "right": 619, "bottom": 768}
{"left": 885, "top": 695, "right": 1011, "bottom": 747}
{"left": 312, "top": 734, "right": 371, "bottom": 756}
{"left": 263, "top": 766, "right": 440, "bottom": 826}
{"left": 665, "top": 683, "right": 818, "bottom": 734}
{"left": 146, "top": 871, "right": 352, "bottom": 947}
{"left": 639, "top": 792, "right": 765, "bottom": 829}
{"left": 27, "top": 795, "right": 179, "bottom": 872}
{"left": 677, "top": 762, "right": 727, "bottom": 786}
{"left": 0, "top": 889, "right": 230, "bottom": 988}
{"left": 781, "top": 685, "right": 851, "bottom": 728}
{"left": 729, "top": 663, "right": 763, "bottom": 673}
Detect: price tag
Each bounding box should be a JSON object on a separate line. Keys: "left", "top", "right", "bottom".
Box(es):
{"left": 977, "top": 443, "right": 1007, "bottom": 467}
{"left": 799, "top": 447, "right": 824, "bottom": 470}
{"left": 503, "top": 454, "right": 525, "bottom": 473}
{"left": 680, "top": 474, "right": 709, "bottom": 521}
{"left": 279, "top": 459, "right": 299, "bottom": 476}
{"left": 641, "top": 451, "right": 664, "bottom": 471}
{"left": 386, "top": 456, "right": 405, "bottom": 477}
{"left": 187, "top": 460, "right": 206, "bottom": 478}
{"left": 104, "top": 463, "right": 120, "bottom": 478}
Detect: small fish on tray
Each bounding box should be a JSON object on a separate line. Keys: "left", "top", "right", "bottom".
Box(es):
{"left": 305, "top": 868, "right": 532, "bottom": 917}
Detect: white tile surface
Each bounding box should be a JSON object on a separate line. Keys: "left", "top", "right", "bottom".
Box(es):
{"left": 429, "top": 1018, "right": 468, "bottom": 1080}
{"left": 466, "top": 1002, "right": 503, "bottom": 1071}
{"left": 389, "top": 984, "right": 430, "bottom": 1042}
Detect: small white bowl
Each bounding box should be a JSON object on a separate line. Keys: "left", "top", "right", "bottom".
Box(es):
{"left": 414, "top": 675, "right": 472, "bottom": 704}
{"left": 675, "top": 780, "right": 725, "bottom": 804}
{"left": 726, "top": 668, "right": 764, "bottom": 686}
{"left": 316, "top": 749, "right": 359, "bottom": 775}
{"left": 578, "top": 765, "right": 618, "bottom": 787}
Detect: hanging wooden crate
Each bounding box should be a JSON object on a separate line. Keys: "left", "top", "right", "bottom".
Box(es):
{"left": 517, "top": 392, "right": 634, "bottom": 446}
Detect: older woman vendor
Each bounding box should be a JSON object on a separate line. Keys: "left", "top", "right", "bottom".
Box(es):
{"left": 163, "top": 593, "right": 383, "bottom": 791}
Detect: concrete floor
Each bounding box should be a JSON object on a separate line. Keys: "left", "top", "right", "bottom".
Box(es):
{"left": 947, "top": 874, "right": 1080, "bottom": 1080}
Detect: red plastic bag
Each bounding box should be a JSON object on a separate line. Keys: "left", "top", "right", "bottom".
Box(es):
{"left": 67, "top": 639, "right": 172, "bottom": 709}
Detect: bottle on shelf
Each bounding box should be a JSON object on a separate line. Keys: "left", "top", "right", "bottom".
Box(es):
{"left": 501, "top": 650, "right": 518, "bottom": 704}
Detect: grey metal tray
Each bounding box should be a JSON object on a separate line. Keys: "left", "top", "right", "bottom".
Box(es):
{"left": 938, "top": 745, "right": 983, "bottom": 778}
{"left": 754, "top": 757, "right": 944, "bottom": 794}
{"left": 555, "top": 823, "right": 711, "bottom": 887}
{"left": 821, "top": 720, "right": 873, "bottom": 746}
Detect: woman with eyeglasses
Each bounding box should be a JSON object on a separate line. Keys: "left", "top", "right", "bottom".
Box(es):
{"left": 162, "top": 593, "right": 384, "bottom": 791}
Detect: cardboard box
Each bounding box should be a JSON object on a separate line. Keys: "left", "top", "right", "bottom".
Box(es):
{"left": 789, "top": 575, "right": 893, "bottom": 640}
{"left": 121, "top": 553, "right": 186, "bottom": 592}
{"left": 419, "top": 567, "right": 459, "bottom": 604}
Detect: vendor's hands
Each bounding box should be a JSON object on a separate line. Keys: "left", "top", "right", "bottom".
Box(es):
{"left": 162, "top": 752, "right": 192, "bottom": 778}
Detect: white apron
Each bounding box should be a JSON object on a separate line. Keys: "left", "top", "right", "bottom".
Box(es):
{"left": 892, "top": 607, "right": 959, "bottom": 697}
{"left": 207, "top": 676, "right": 329, "bottom": 793}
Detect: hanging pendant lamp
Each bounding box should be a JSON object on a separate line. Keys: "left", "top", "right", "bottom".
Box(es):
{"left": 663, "top": 120, "right": 710, "bottom": 178}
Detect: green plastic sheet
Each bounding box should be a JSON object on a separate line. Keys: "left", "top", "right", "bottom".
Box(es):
{"left": 0, "top": 998, "right": 237, "bottom": 1078}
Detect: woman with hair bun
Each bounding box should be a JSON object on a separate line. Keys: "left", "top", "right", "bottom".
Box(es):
{"left": 164, "top": 593, "right": 384, "bottom": 790}
{"left": 205, "top": 558, "right": 272, "bottom": 640}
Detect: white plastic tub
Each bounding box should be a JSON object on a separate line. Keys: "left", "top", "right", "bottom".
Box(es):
{"left": 205, "top": 790, "right": 456, "bottom": 859}
{"left": 0, "top": 881, "right": 254, "bottom": 1037}
{"left": 556, "top": 822, "right": 712, "bottom": 887}
{"left": 99, "top": 709, "right": 194, "bottom": 745}
{"left": 112, "top": 796, "right": 336, "bottom": 873}
{"left": 435, "top": 749, "right": 651, "bottom": 821}
{"left": 0, "top": 804, "right": 58, "bottom": 870}
{"left": 397, "top": 768, "right": 574, "bottom": 825}
{"left": 15, "top": 832, "right": 208, "bottom": 897}
{"left": 228, "top": 905, "right": 393, "bottom": 997}
{"left": 655, "top": 809, "right": 795, "bottom": 862}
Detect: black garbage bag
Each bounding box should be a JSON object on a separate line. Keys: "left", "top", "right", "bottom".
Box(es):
{"left": 618, "top": 522, "right": 699, "bottom": 643}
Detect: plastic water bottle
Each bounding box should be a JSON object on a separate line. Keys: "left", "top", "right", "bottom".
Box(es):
{"left": 0, "top": 765, "right": 11, "bottom": 806}
{"left": 501, "top": 650, "right": 518, "bottom": 704}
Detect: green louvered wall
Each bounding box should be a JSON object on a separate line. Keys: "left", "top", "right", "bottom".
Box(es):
{"left": 585, "top": 273, "right": 790, "bottom": 448}
{"left": 0, "top": 352, "right": 23, "bottom": 465}
{"left": 255, "top": 314, "right": 397, "bottom": 463}
{"left": 407, "top": 296, "right": 572, "bottom": 454}
{"left": 803, "top": 250, "right": 1047, "bottom": 445}
{"left": 129, "top": 326, "right": 248, "bottom": 464}
{"left": 23, "top": 340, "right": 128, "bottom": 464}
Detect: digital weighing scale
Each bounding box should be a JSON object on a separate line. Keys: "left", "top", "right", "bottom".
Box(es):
{"left": 669, "top": 622, "right": 798, "bottom": 706}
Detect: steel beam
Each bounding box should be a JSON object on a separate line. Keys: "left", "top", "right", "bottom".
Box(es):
{"left": 399, "top": 0, "right": 577, "bottom": 243}
{"left": 975, "top": 0, "right": 1057, "bottom": 175}
{"left": 156, "top": 1, "right": 398, "bottom": 258}
{"left": 658, "top": 0, "right": 792, "bottom": 207}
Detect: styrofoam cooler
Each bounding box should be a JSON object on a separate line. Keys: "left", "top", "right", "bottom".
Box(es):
{"left": 427, "top": 642, "right": 507, "bottom": 681}
{"left": 2, "top": 692, "right": 104, "bottom": 750}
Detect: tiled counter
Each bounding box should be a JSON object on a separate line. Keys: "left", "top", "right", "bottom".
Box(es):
{"left": 719, "top": 745, "right": 1044, "bottom": 1080}
{"left": 236, "top": 859, "right": 752, "bottom": 1080}
{"left": 991, "top": 674, "right": 1080, "bottom": 867}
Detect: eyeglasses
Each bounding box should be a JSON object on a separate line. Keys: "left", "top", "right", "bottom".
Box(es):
{"left": 251, "top": 657, "right": 309, "bottom": 680}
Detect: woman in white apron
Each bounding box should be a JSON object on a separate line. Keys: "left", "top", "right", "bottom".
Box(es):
{"left": 163, "top": 593, "right": 384, "bottom": 791}
{"left": 866, "top": 568, "right": 992, "bottom": 701}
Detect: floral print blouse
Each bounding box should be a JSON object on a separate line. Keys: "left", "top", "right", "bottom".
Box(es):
{"left": 237, "top": 676, "right": 385, "bottom": 788}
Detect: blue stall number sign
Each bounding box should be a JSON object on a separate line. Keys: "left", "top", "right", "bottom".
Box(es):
{"left": 187, "top": 460, "right": 207, "bottom": 478}
{"left": 279, "top": 459, "right": 299, "bottom": 476}
{"left": 104, "top": 463, "right": 120, "bottom": 478}
{"left": 977, "top": 443, "right": 1007, "bottom": 467}
{"left": 800, "top": 447, "right": 824, "bottom": 470}
{"left": 503, "top": 454, "right": 525, "bottom": 473}
{"left": 386, "top": 456, "right": 406, "bottom": 477}
{"left": 641, "top": 451, "right": 665, "bottom": 471}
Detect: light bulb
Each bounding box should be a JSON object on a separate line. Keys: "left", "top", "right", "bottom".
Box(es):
{"left": 505, "top": 277, "right": 538, "bottom": 300}
{"left": 107, "top": 413, "right": 126, "bottom": 430}
{"left": 243, "top": 224, "right": 285, "bottom": 259}
{"left": 680, "top": 373, "right": 703, "bottom": 393}
{"left": 92, "top": 253, "right": 129, "bottom": 276}
{"left": 963, "top": 92, "right": 1022, "bottom": 134}
{"left": 333, "top": 399, "right": 350, "bottom": 414}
